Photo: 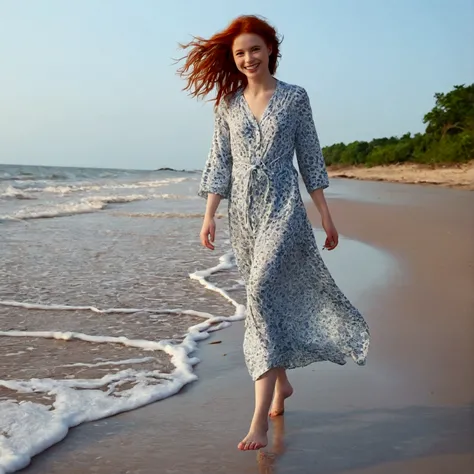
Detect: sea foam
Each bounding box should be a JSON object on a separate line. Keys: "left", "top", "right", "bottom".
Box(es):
{"left": 0, "top": 252, "right": 244, "bottom": 474}
{"left": 0, "top": 192, "right": 198, "bottom": 221}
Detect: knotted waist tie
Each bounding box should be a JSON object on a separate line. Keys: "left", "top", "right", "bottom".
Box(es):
{"left": 240, "top": 158, "right": 281, "bottom": 230}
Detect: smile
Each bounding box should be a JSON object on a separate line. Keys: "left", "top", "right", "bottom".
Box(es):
{"left": 244, "top": 63, "right": 260, "bottom": 71}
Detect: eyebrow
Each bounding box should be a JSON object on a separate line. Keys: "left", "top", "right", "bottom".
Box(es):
{"left": 234, "top": 45, "right": 261, "bottom": 53}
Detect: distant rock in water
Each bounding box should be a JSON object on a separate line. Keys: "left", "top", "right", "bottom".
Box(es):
{"left": 155, "top": 167, "right": 200, "bottom": 173}
{"left": 155, "top": 167, "right": 184, "bottom": 172}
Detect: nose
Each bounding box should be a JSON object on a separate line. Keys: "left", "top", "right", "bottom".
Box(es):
{"left": 244, "top": 51, "right": 254, "bottom": 63}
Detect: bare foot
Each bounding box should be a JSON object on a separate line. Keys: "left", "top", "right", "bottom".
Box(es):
{"left": 269, "top": 381, "right": 293, "bottom": 417}
{"left": 237, "top": 422, "right": 268, "bottom": 451}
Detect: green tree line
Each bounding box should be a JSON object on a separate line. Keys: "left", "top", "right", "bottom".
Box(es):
{"left": 323, "top": 83, "right": 474, "bottom": 167}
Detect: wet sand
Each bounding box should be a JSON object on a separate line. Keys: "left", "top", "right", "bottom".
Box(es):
{"left": 19, "top": 182, "right": 474, "bottom": 473}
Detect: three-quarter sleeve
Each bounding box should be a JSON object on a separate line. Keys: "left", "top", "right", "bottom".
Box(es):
{"left": 198, "top": 103, "right": 233, "bottom": 199}
{"left": 294, "top": 88, "right": 329, "bottom": 193}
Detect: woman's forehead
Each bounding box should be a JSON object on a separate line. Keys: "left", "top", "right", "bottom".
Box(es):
{"left": 232, "top": 33, "right": 265, "bottom": 50}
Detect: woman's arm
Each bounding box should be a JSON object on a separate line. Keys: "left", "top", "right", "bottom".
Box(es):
{"left": 198, "top": 103, "right": 232, "bottom": 250}
{"left": 309, "top": 188, "right": 330, "bottom": 220}
{"left": 294, "top": 88, "right": 338, "bottom": 250}
{"left": 201, "top": 193, "right": 222, "bottom": 250}
{"left": 310, "top": 188, "right": 338, "bottom": 250}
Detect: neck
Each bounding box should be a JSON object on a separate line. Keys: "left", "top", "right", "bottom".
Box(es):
{"left": 245, "top": 73, "right": 276, "bottom": 95}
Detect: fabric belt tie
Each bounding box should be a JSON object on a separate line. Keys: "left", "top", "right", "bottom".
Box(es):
{"left": 242, "top": 159, "right": 279, "bottom": 230}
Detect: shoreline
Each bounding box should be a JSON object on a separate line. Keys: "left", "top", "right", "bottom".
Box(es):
{"left": 17, "top": 182, "right": 474, "bottom": 473}
{"left": 327, "top": 160, "right": 474, "bottom": 190}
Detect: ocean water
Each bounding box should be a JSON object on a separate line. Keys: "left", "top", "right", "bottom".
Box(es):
{"left": 0, "top": 163, "right": 393, "bottom": 473}
{"left": 0, "top": 164, "right": 248, "bottom": 473}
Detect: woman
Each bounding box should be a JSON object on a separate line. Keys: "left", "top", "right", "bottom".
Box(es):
{"left": 178, "top": 15, "right": 370, "bottom": 451}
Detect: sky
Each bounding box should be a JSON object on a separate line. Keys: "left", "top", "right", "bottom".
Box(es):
{"left": 0, "top": 0, "right": 473, "bottom": 170}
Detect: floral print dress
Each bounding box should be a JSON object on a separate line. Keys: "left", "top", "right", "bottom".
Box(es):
{"left": 199, "top": 79, "right": 370, "bottom": 381}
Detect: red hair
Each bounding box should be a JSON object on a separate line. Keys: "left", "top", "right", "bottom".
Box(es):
{"left": 177, "top": 15, "right": 282, "bottom": 106}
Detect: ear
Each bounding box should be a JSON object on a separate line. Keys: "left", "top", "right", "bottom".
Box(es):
{"left": 267, "top": 44, "right": 272, "bottom": 56}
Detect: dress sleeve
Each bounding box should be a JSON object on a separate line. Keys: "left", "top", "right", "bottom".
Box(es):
{"left": 198, "top": 103, "right": 232, "bottom": 199}
{"left": 294, "top": 88, "right": 329, "bottom": 193}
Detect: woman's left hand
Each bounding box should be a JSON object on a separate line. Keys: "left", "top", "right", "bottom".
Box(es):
{"left": 322, "top": 216, "right": 339, "bottom": 251}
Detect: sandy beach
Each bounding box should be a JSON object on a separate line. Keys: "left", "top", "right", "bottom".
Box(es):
{"left": 327, "top": 161, "right": 474, "bottom": 190}
{"left": 1, "top": 2, "right": 472, "bottom": 472}
{"left": 12, "top": 179, "right": 472, "bottom": 474}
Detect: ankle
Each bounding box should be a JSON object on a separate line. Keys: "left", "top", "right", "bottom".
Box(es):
{"left": 251, "top": 414, "right": 269, "bottom": 429}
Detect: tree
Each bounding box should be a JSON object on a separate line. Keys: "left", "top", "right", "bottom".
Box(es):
{"left": 322, "top": 83, "right": 474, "bottom": 167}
{"left": 423, "top": 84, "right": 474, "bottom": 138}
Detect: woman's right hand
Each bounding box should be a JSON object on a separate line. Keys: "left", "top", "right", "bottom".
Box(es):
{"left": 200, "top": 215, "right": 216, "bottom": 250}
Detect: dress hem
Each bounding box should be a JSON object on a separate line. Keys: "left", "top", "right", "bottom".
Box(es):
{"left": 251, "top": 353, "right": 367, "bottom": 382}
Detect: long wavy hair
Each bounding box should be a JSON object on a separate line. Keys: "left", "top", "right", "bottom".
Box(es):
{"left": 177, "top": 15, "right": 282, "bottom": 107}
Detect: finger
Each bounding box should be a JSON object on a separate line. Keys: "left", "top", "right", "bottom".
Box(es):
{"left": 209, "top": 225, "right": 215, "bottom": 243}
{"left": 206, "top": 232, "right": 215, "bottom": 250}
{"left": 207, "top": 239, "right": 215, "bottom": 250}
{"left": 200, "top": 232, "right": 213, "bottom": 251}
{"left": 208, "top": 227, "right": 215, "bottom": 250}
{"left": 326, "top": 235, "right": 337, "bottom": 251}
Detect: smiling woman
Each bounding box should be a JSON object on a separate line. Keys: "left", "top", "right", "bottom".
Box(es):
{"left": 177, "top": 15, "right": 281, "bottom": 107}
{"left": 233, "top": 35, "right": 270, "bottom": 79}
{"left": 177, "top": 14, "right": 370, "bottom": 452}
{"left": 233, "top": 33, "right": 277, "bottom": 123}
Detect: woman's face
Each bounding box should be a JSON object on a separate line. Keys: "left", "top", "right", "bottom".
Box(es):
{"left": 232, "top": 33, "right": 271, "bottom": 80}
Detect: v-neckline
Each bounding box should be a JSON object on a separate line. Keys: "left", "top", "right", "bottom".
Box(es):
{"left": 241, "top": 79, "right": 280, "bottom": 125}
